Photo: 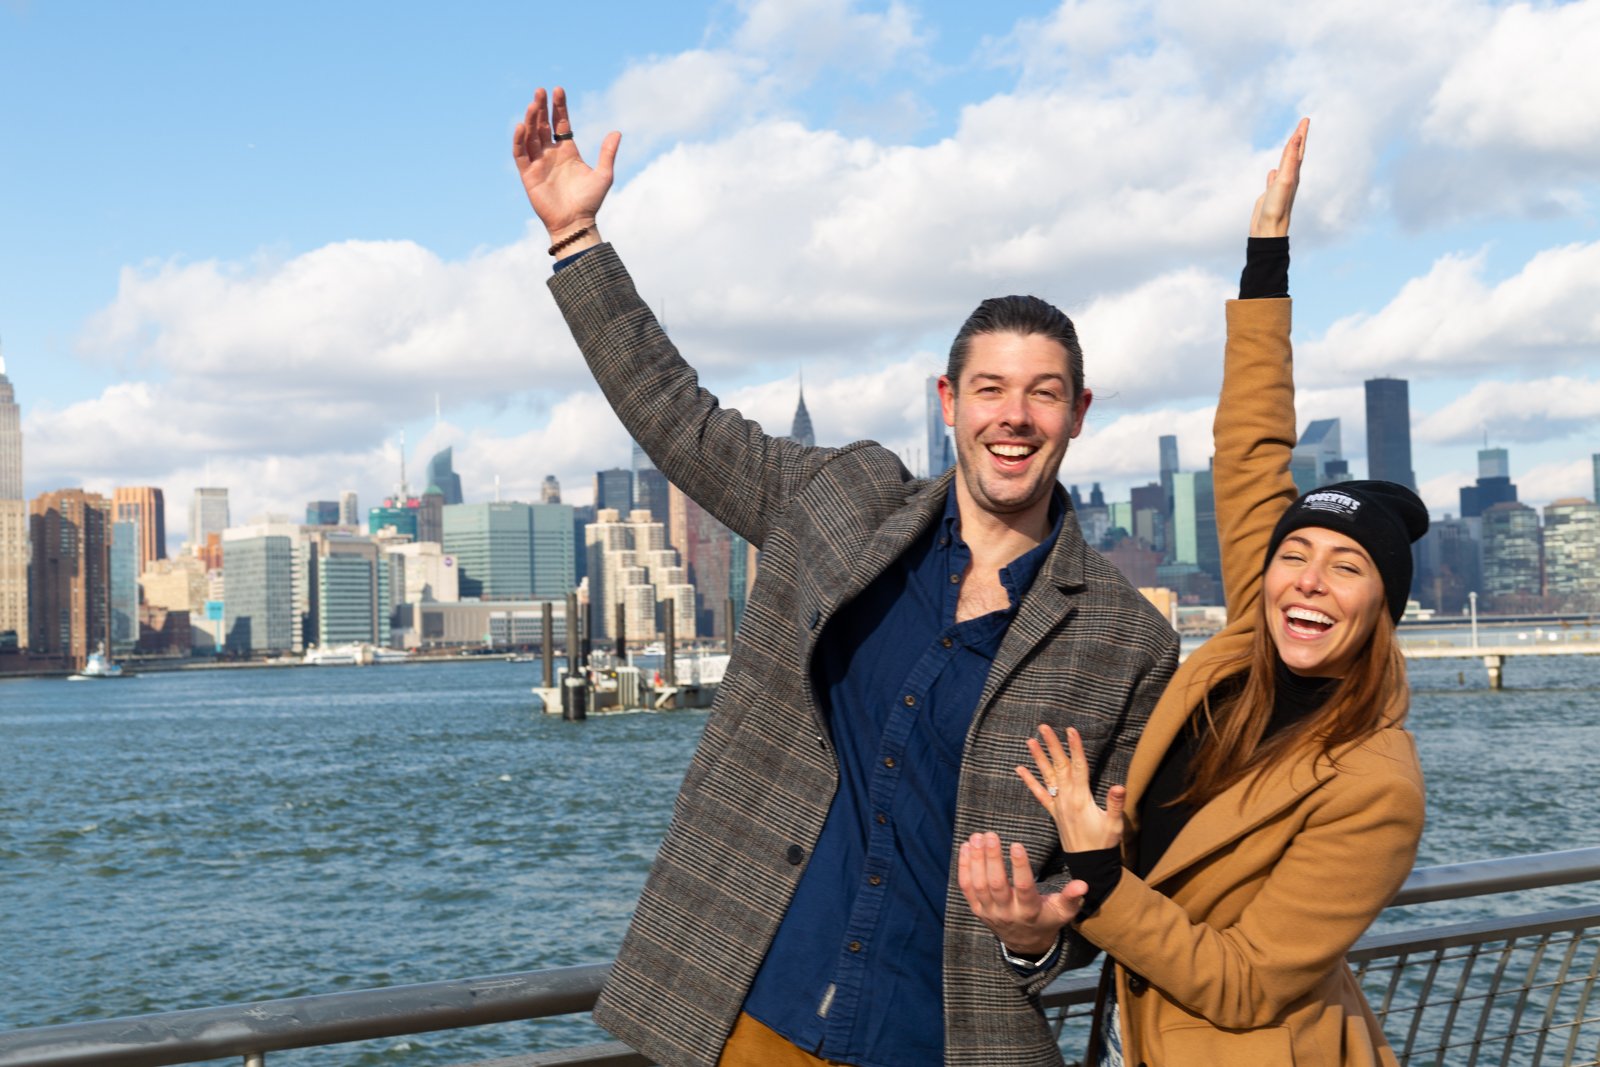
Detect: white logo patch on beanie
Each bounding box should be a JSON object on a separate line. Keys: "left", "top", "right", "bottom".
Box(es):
{"left": 1300, "top": 491, "right": 1361, "bottom": 517}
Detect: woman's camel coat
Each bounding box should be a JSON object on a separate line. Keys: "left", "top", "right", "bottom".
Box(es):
{"left": 1075, "top": 298, "right": 1425, "bottom": 1067}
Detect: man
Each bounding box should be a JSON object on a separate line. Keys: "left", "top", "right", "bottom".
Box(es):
{"left": 514, "top": 87, "right": 1177, "bottom": 1067}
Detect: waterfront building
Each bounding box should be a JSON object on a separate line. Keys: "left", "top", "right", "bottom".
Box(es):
{"left": 410, "top": 598, "right": 568, "bottom": 649}
{"left": 588, "top": 507, "right": 691, "bottom": 642}
{"left": 416, "top": 488, "right": 444, "bottom": 545}
{"left": 338, "top": 490, "right": 359, "bottom": 526}
{"left": 141, "top": 555, "right": 210, "bottom": 614}
{"left": 112, "top": 487, "right": 167, "bottom": 571}
{"left": 670, "top": 481, "right": 731, "bottom": 639}
{"left": 1158, "top": 434, "right": 1179, "bottom": 517}
{"left": 530, "top": 503, "right": 576, "bottom": 597}
{"left": 1292, "top": 418, "right": 1342, "bottom": 495}
{"left": 368, "top": 497, "right": 420, "bottom": 541}
{"left": 0, "top": 349, "right": 26, "bottom": 648}
{"left": 426, "top": 447, "right": 464, "bottom": 506}
{"left": 1460, "top": 447, "right": 1519, "bottom": 518}
{"left": 315, "top": 547, "right": 378, "bottom": 647}
{"left": 444, "top": 502, "right": 534, "bottom": 600}
{"left": 788, "top": 377, "right": 816, "bottom": 449}
{"left": 594, "top": 467, "right": 633, "bottom": 514}
{"left": 388, "top": 541, "right": 459, "bottom": 604}
{"left": 1170, "top": 470, "right": 1220, "bottom": 581}
{"left": 222, "top": 532, "right": 296, "bottom": 655}
{"left": 28, "top": 489, "right": 111, "bottom": 669}
{"left": 1542, "top": 499, "right": 1600, "bottom": 607}
{"left": 190, "top": 487, "right": 229, "bottom": 554}
{"left": 1130, "top": 482, "right": 1166, "bottom": 555}
{"left": 109, "top": 520, "right": 140, "bottom": 654}
{"left": 306, "top": 500, "right": 341, "bottom": 525}
{"left": 634, "top": 467, "right": 670, "bottom": 525}
{"left": 1417, "top": 516, "right": 1480, "bottom": 615}
{"left": 541, "top": 475, "right": 561, "bottom": 504}
{"left": 1364, "top": 378, "right": 1416, "bottom": 490}
{"left": 1479, "top": 501, "right": 1543, "bottom": 609}
{"left": 926, "top": 375, "right": 953, "bottom": 477}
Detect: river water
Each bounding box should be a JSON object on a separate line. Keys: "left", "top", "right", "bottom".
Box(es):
{"left": 2, "top": 645, "right": 1597, "bottom": 1065}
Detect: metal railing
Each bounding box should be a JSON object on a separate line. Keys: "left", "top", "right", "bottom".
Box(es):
{"left": 2, "top": 847, "right": 1598, "bottom": 1067}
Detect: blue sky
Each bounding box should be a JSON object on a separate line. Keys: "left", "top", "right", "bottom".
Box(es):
{"left": 3, "top": 0, "right": 1597, "bottom": 546}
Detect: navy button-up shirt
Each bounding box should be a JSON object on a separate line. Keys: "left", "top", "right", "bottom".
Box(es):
{"left": 743, "top": 487, "right": 1065, "bottom": 1067}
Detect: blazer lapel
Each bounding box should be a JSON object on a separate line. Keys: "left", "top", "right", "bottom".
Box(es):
{"left": 972, "top": 497, "right": 1087, "bottom": 719}
{"left": 795, "top": 470, "right": 951, "bottom": 668}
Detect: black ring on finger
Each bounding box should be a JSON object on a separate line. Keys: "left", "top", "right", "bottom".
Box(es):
{"left": 552, "top": 132, "right": 575, "bottom": 142}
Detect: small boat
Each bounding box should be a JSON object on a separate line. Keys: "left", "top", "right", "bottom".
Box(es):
{"left": 303, "top": 644, "right": 361, "bottom": 666}
{"left": 68, "top": 648, "right": 125, "bottom": 680}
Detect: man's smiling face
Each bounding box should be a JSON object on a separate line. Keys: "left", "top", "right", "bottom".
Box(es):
{"left": 939, "top": 331, "right": 1092, "bottom": 523}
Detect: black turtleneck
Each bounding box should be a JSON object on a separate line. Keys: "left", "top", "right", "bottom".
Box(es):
{"left": 1067, "top": 660, "right": 1337, "bottom": 914}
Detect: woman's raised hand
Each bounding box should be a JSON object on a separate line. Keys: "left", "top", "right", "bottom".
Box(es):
{"left": 1249, "top": 117, "right": 1308, "bottom": 238}
{"left": 1018, "top": 725, "right": 1126, "bottom": 853}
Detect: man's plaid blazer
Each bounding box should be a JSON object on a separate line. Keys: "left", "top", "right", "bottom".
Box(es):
{"left": 549, "top": 245, "right": 1177, "bottom": 1067}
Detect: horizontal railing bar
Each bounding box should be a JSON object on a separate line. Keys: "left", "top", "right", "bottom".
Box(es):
{"left": 0, "top": 965, "right": 609, "bottom": 1067}
{"left": 1390, "top": 847, "right": 1600, "bottom": 905}
{"left": 1349, "top": 904, "right": 1600, "bottom": 961}
{"left": 3, "top": 848, "right": 1599, "bottom": 1067}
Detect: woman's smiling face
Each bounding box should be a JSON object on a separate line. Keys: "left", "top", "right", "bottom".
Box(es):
{"left": 1264, "top": 527, "right": 1387, "bottom": 678}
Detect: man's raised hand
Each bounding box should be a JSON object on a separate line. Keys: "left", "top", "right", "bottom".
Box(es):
{"left": 513, "top": 86, "right": 620, "bottom": 253}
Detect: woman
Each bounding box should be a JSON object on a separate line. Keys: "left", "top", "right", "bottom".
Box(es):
{"left": 961, "top": 120, "right": 1428, "bottom": 1066}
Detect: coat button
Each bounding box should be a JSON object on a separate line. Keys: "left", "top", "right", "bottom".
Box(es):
{"left": 785, "top": 844, "right": 805, "bottom": 866}
{"left": 1126, "top": 973, "right": 1147, "bottom": 993}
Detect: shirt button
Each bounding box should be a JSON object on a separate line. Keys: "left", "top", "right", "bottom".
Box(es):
{"left": 876, "top": 812, "right": 887, "bottom": 825}
{"left": 941, "top": 637, "right": 953, "bottom": 649}
{"left": 785, "top": 844, "right": 805, "bottom": 866}
{"left": 1127, "top": 973, "right": 1148, "bottom": 993}
{"left": 848, "top": 941, "right": 862, "bottom": 953}
{"left": 903, "top": 694, "right": 915, "bottom": 707}
{"left": 939, "top": 536, "right": 949, "bottom": 547}
{"left": 883, "top": 757, "right": 896, "bottom": 768}
{"left": 868, "top": 875, "right": 882, "bottom": 886}
{"left": 949, "top": 573, "right": 960, "bottom": 584}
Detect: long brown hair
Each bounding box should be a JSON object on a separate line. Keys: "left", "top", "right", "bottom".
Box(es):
{"left": 1179, "top": 600, "right": 1409, "bottom": 806}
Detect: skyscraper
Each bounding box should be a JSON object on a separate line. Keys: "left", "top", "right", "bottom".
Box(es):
{"left": 113, "top": 486, "right": 167, "bottom": 572}
{"left": 426, "top": 446, "right": 464, "bottom": 506}
{"left": 1543, "top": 499, "right": 1600, "bottom": 606}
{"left": 306, "top": 500, "right": 341, "bottom": 525}
{"left": 0, "top": 348, "right": 26, "bottom": 648}
{"left": 635, "top": 467, "right": 670, "bottom": 525}
{"left": 1459, "top": 447, "right": 1518, "bottom": 518}
{"left": 338, "top": 490, "right": 359, "bottom": 527}
{"left": 1479, "top": 501, "right": 1542, "bottom": 607}
{"left": 110, "top": 520, "right": 141, "bottom": 654}
{"left": 1157, "top": 434, "right": 1179, "bottom": 517}
{"left": 29, "top": 489, "right": 112, "bottom": 668}
{"left": 541, "top": 474, "right": 562, "bottom": 504}
{"left": 789, "top": 378, "right": 816, "bottom": 449}
{"left": 1292, "top": 418, "right": 1342, "bottom": 494}
{"left": 222, "top": 532, "right": 296, "bottom": 655}
{"left": 1364, "top": 378, "right": 1416, "bottom": 490}
{"left": 594, "top": 467, "right": 633, "bottom": 513}
{"left": 191, "top": 487, "right": 230, "bottom": 549}
{"left": 926, "top": 375, "right": 953, "bottom": 477}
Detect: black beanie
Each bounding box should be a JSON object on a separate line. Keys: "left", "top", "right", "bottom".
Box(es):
{"left": 1265, "top": 480, "right": 1430, "bottom": 622}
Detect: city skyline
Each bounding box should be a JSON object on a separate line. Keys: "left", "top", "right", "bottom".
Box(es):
{"left": 2, "top": 2, "right": 1597, "bottom": 542}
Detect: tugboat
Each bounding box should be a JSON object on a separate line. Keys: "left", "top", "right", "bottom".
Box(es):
{"left": 68, "top": 645, "right": 126, "bottom": 680}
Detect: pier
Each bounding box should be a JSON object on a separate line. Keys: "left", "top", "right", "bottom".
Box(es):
{"left": 1400, "top": 641, "right": 1600, "bottom": 689}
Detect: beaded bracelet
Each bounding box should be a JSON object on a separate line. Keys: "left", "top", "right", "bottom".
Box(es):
{"left": 547, "top": 226, "right": 592, "bottom": 257}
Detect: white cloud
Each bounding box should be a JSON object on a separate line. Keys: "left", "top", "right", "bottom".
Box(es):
{"left": 1424, "top": 1, "right": 1600, "bottom": 159}
{"left": 1301, "top": 242, "right": 1600, "bottom": 386}
{"left": 1416, "top": 375, "right": 1600, "bottom": 446}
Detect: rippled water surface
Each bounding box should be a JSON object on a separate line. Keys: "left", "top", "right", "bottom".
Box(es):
{"left": 2, "top": 652, "right": 1596, "bottom": 1064}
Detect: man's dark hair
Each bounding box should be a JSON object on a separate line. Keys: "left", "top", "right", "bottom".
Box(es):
{"left": 946, "top": 295, "right": 1085, "bottom": 400}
